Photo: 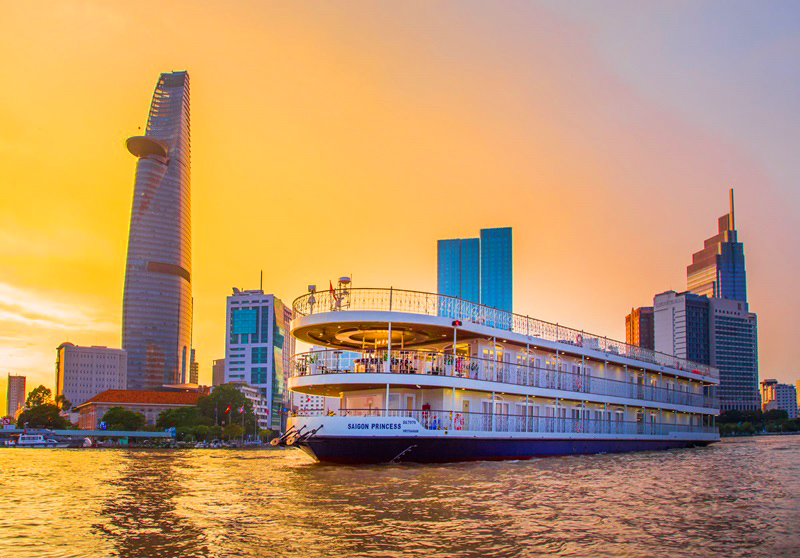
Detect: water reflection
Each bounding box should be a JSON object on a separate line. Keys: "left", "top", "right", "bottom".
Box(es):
{"left": 0, "top": 438, "right": 798, "bottom": 557}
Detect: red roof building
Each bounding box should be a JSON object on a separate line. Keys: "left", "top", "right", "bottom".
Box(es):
{"left": 74, "top": 390, "right": 204, "bottom": 430}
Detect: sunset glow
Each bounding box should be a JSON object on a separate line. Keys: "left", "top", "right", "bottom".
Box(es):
{"left": 1, "top": 1, "right": 798, "bottom": 405}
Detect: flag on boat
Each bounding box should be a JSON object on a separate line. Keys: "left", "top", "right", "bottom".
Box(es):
{"left": 329, "top": 280, "right": 337, "bottom": 302}
{"left": 223, "top": 404, "right": 231, "bottom": 414}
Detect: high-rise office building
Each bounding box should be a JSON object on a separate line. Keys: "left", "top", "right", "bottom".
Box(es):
{"left": 709, "top": 297, "right": 759, "bottom": 411}
{"left": 224, "top": 289, "right": 295, "bottom": 430}
{"left": 122, "top": 71, "right": 193, "bottom": 391}
{"left": 437, "top": 238, "right": 480, "bottom": 304}
{"left": 480, "top": 227, "right": 513, "bottom": 312}
{"left": 654, "top": 291, "right": 710, "bottom": 365}
{"left": 687, "top": 189, "right": 747, "bottom": 302}
{"left": 212, "top": 359, "right": 226, "bottom": 387}
{"left": 55, "top": 344, "right": 128, "bottom": 408}
{"left": 6, "top": 374, "right": 26, "bottom": 418}
{"left": 760, "top": 379, "right": 798, "bottom": 419}
{"left": 625, "top": 307, "right": 654, "bottom": 350}
{"left": 437, "top": 227, "right": 512, "bottom": 312}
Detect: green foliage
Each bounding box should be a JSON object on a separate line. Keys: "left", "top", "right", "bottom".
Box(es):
{"left": 156, "top": 406, "right": 210, "bottom": 429}
{"left": 101, "top": 407, "right": 147, "bottom": 431}
{"left": 223, "top": 423, "right": 244, "bottom": 440}
{"left": 196, "top": 384, "right": 256, "bottom": 431}
{"left": 55, "top": 394, "right": 72, "bottom": 412}
{"left": 718, "top": 409, "right": 800, "bottom": 436}
{"left": 192, "top": 425, "right": 211, "bottom": 441}
{"left": 26, "top": 385, "right": 53, "bottom": 408}
{"left": 16, "top": 404, "right": 70, "bottom": 429}
{"left": 763, "top": 409, "right": 789, "bottom": 422}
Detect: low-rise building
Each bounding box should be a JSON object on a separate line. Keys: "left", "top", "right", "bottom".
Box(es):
{"left": 231, "top": 382, "right": 271, "bottom": 432}
{"left": 74, "top": 389, "right": 204, "bottom": 429}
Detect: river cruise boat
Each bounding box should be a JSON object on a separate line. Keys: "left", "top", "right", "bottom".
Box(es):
{"left": 286, "top": 284, "right": 720, "bottom": 463}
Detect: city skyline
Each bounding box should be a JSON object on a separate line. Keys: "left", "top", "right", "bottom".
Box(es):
{"left": 1, "top": 2, "right": 799, "bottom": 406}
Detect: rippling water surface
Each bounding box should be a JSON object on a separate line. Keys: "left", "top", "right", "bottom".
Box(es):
{"left": 1, "top": 436, "right": 798, "bottom": 557}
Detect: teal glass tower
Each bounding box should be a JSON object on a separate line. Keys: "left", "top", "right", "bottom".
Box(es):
{"left": 437, "top": 227, "right": 512, "bottom": 312}
{"left": 437, "top": 238, "right": 480, "bottom": 304}
{"left": 480, "top": 227, "right": 512, "bottom": 312}
{"left": 122, "top": 71, "right": 192, "bottom": 390}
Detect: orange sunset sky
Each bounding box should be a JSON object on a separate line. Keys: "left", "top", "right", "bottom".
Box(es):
{"left": 1, "top": 1, "right": 799, "bottom": 406}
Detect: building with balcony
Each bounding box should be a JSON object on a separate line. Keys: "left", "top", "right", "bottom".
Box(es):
{"left": 122, "top": 70, "right": 193, "bottom": 391}
{"left": 55, "top": 344, "right": 127, "bottom": 408}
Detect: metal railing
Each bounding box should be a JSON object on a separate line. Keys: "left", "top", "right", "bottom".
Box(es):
{"left": 292, "top": 288, "right": 718, "bottom": 379}
{"left": 290, "top": 349, "right": 719, "bottom": 409}
{"left": 297, "top": 408, "right": 718, "bottom": 436}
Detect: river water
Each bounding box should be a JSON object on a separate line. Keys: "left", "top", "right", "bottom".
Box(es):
{"left": 0, "top": 436, "right": 798, "bottom": 557}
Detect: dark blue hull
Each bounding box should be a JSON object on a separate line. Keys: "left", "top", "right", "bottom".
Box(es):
{"left": 299, "top": 436, "right": 713, "bottom": 464}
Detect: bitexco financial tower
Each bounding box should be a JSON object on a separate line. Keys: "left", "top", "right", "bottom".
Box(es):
{"left": 122, "top": 71, "right": 193, "bottom": 390}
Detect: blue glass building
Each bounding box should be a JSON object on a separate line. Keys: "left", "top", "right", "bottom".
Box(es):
{"left": 687, "top": 190, "right": 747, "bottom": 302}
{"left": 437, "top": 238, "right": 480, "bottom": 304}
{"left": 437, "top": 227, "right": 512, "bottom": 312}
{"left": 480, "top": 227, "right": 513, "bottom": 312}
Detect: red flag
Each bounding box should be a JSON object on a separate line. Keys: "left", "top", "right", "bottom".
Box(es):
{"left": 223, "top": 404, "right": 231, "bottom": 414}
{"left": 329, "top": 280, "right": 337, "bottom": 302}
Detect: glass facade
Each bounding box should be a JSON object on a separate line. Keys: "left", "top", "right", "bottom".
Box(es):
{"left": 225, "top": 291, "right": 294, "bottom": 431}
{"left": 687, "top": 196, "right": 747, "bottom": 303}
{"left": 710, "top": 300, "right": 760, "bottom": 411}
{"left": 122, "top": 71, "right": 192, "bottom": 390}
{"left": 437, "top": 227, "right": 512, "bottom": 312}
{"left": 480, "top": 227, "right": 512, "bottom": 312}
{"left": 437, "top": 238, "right": 479, "bottom": 304}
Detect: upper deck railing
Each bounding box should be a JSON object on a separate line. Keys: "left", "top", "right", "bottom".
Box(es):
{"left": 290, "top": 349, "right": 719, "bottom": 409}
{"left": 292, "top": 288, "right": 718, "bottom": 379}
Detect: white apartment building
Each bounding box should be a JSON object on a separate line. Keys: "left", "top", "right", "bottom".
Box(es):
{"left": 56, "top": 343, "right": 127, "bottom": 408}
{"left": 232, "top": 382, "right": 272, "bottom": 433}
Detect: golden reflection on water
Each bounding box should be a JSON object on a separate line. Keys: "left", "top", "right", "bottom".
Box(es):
{"left": 0, "top": 437, "right": 798, "bottom": 557}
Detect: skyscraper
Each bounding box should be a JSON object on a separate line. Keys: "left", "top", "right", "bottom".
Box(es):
{"left": 687, "top": 189, "right": 747, "bottom": 302}
{"left": 122, "top": 71, "right": 193, "bottom": 391}
{"left": 224, "top": 289, "right": 295, "bottom": 430}
{"left": 6, "top": 374, "right": 25, "bottom": 418}
{"left": 437, "top": 238, "right": 480, "bottom": 304}
{"left": 437, "top": 227, "right": 512, "bottom": 312}
{"left": 480, "top": 227, "right": 513, "bottom": 312}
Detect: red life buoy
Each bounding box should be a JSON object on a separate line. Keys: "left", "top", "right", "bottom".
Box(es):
{"left": 455, "top": 413, "right": 464, "bottom": 430}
